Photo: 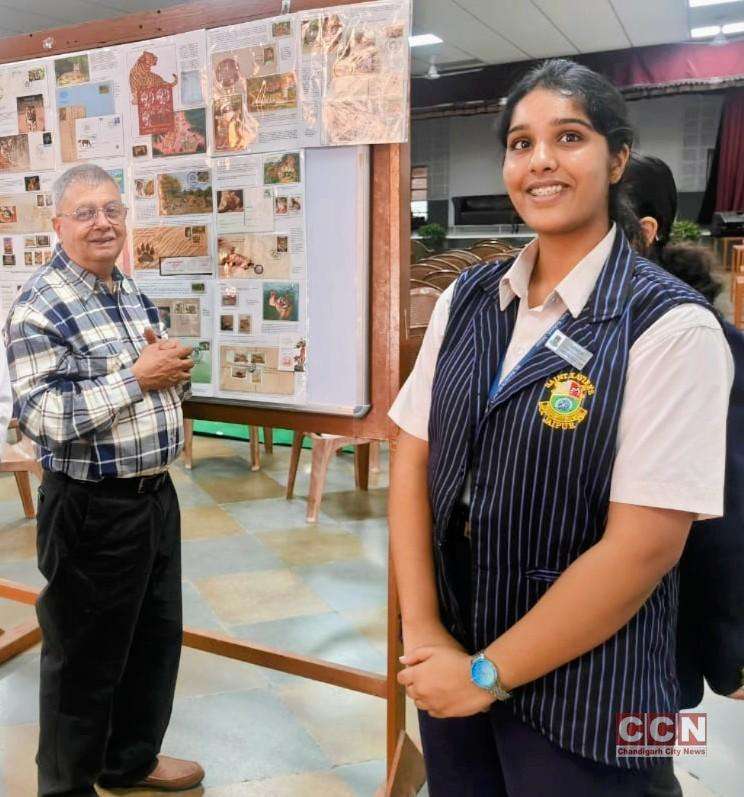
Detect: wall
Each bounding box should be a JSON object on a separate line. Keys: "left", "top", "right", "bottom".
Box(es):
{"left": 628, "top": 93, "right": 722, "bottom": 194}
{"left": 447, "top": 114, "right": 505, "bottom": 206}
{"left": 412, "top": 92, "right": 724, "bottom": 226}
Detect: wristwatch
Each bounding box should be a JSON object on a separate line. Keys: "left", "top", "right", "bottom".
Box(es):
{"left": 470, "top": 651, "right": 511, "bottom": 701}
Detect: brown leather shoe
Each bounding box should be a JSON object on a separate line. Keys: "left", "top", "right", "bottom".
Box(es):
{"left": 136, "top": 755, "right": 205, "bottom": 791}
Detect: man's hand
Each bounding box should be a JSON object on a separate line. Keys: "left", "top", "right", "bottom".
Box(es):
{"left": 131, "top": 327, "right": 194, "bottom": 392}
{"left": 397, "top": 645, "right": 495, "bottom": 718}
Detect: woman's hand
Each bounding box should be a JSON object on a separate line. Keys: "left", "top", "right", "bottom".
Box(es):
{"left": 397, "top": 645, "right": 495, "bottom": 718}
{"left": 402, "top": 619, "right": 463, "bottom": 657}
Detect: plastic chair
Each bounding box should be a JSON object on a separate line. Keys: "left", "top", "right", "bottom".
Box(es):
{"left": 287, "top": 432, "right": 374, "bottom": 522}
{"left": 0, "top": 422, "right": 42, "bottom": 519}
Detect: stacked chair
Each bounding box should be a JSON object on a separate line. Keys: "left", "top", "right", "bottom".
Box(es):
{"left": 408, "top": 238, "right": 520, "bottom": 333}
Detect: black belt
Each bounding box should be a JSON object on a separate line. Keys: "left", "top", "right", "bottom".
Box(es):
{"left": 43, "top": 469, "right": 170, "bottom": 496}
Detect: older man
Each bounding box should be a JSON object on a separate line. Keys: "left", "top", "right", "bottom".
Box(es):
{"left": 4, "top": 164, "right": 203, "bottom": 795}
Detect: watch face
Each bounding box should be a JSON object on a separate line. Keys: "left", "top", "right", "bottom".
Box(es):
{"left": 471, "top": 657, "right": 496, "bottom": 689}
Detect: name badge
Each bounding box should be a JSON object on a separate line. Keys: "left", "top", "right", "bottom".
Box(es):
{"left": 545, "top": 330, "right": 593, "bottom": 371}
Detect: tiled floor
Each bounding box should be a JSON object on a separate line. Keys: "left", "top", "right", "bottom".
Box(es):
{"left": 0, "top": 438, "right": 404, "bottom": 797}
{"left": 0, "top": 435, "right": 739, "bottom": 795}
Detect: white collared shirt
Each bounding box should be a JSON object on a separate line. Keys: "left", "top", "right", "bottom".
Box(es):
{"left": 390, "top": 226, "right": 734, "bottom": 518}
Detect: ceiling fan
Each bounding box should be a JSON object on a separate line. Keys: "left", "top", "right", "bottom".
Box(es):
{"left": 422, "top": 57, "right": 485, "bottom": 80}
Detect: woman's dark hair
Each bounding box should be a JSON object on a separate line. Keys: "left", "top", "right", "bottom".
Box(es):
{"left": 624, "top": 152, "right": 722, "bottom": 302}
{"left": 623, "top": 153, "right": 677, "bottom": 257}
{"left": 497, "top": 58, "right": 640, "bottom": 242}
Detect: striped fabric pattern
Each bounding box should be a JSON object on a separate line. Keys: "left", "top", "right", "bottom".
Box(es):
{"left": 4, "top": 245, "right": 186, "bottom": 481}
{"left": 427, "top": 231, "right": 713, "bottom": 769}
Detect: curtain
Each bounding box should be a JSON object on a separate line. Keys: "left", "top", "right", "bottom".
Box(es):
{"left": 413, "top": 41, "right": 744, "bottom": 115}
{"left": 699, "top": 112, "right": 722, "bottom": 224}
{"left": 715, "top": 90, "right": 744, "bottom": 213}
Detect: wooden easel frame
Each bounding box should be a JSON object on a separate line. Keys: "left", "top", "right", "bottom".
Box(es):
{"left": 0, "top": 1, "right": 421, "bottom": 793}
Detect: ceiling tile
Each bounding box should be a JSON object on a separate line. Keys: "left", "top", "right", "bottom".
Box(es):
{"left": 414, "top": 0, "right": 530, "bottom": 63}
{"left": 532, "top": 0, "right": 632, "bottom": 53}
{"left": 410, "top": 41, "right": 477, "bottom": 67}
{"left": 611, "top": 0, "right": 689, "bottom": 47}
{"left": 453, "top": 0, "right": 578, "bottom": 58}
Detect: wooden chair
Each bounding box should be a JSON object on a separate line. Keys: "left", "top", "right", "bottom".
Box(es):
{"left": 182, "top": 418, "right": 274, "bottom": 472}
{"left": 287, "top": 432, "right": 374, "bottom": 522}
{"left": 734, "top": 274, "right": 744, "bottom": 331}
{"left": 471, "top": 246, "right": 520, "bottom": 263}
{"left": 445, "top": 248, "right": 481, "bottom": 265}
{"left": 408, "top": 280, "right": 441, "bottom": 293}
{"left": 425, "top": 254, "right": 467, "bottom": 271}
{"left": 410, "top": 239, "right": 432, "bottom": 263}
{"left": 472, "top": 239, "right": 515, "bottom": 249}
{"left": 714, "top": 236, "right": 744, "bottom": 272}
{"left": 422, "top": 270, "right": 460, "bottom": 291}
{"left": 468, "top": 243, "right": 507, "bottom": 258}
{"left": 0, "top": 422, "right": 42, "bottom": 519}
{"left": 410, "top": 262, "right": 444, "bottom": 280}
{"left": 731, "top": 245, "right": 744, "bottom": 300}
{"left": 409, "top": 286, "right": 441, "bottom": 330}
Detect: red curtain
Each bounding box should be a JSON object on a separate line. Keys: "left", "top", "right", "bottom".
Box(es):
{"left": 596, "top": 41, "right": 744, "bottom": 91}
{"left": 715, "top": 90, "right": 744, "bottom": 213}
{"left": 413, "top": 41, "right": 744, "bottom": 113}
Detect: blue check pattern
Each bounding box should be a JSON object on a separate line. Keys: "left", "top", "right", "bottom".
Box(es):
{"left": 4, "top": 245, "right": 188, "bottom": 480}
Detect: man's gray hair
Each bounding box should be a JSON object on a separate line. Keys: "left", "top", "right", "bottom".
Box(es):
{"left": 52, "top": 164, "right": 120, "bottom": 211}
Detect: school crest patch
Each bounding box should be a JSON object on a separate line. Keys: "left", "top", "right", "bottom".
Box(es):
{"left": 538, "top": 372, "right": 595, "bottom": 430}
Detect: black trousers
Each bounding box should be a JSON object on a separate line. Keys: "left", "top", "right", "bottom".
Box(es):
{"left": 420, "top": 514, "right": 661, "bottom": 797}
{"left": 35, "top": 471, "right": 183, "bottom": 797}
{"left": 419, "top": 705, "right": 657, "bottom": 797}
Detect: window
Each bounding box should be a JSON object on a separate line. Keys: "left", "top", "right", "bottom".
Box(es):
{"left": 411, "top": 164, "right": 428, "bottom": 222}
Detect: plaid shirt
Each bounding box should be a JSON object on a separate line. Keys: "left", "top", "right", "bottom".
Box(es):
{"left": 4, "top": 245, "right": 188, "bottom": 480}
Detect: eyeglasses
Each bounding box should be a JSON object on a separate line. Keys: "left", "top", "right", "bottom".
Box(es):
{"left": 57, "top": 202, "right": 128, "bottom": 225}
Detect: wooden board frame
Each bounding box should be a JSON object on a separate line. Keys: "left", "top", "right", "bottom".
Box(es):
{"left": 0, "top": 1, "right": 421, "bottom": 793}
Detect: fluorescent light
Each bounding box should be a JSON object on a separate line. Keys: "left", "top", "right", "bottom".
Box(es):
{"left": 689, "top": 0, "right": 739, "bottom": 7}
{"left": 409, "top": 33, "right": 443, "bottom": 47}
{"left": 723, "top": 20, "right": 744, "bottom": 33}
{"left": 691, "top": 25, "right": 721, "bottom": 37}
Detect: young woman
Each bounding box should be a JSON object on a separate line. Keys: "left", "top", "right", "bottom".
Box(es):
{"left": 623, "top": 153, "right": 744, "bottom": 797}
{"left": 389, "top": 60, "right": 734, "bottom": 796}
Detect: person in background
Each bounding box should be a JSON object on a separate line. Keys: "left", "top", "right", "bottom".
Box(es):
{"left": 624, "top": 153, "right": 744, "bottom": 797}
{"left": 4, "top": 164, "right": 203, "bottom": 796}
{"left": 388, "top": 59, "right": 733, "bottom": 796}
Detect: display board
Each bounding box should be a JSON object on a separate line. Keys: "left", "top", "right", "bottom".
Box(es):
{"left": 0, "top": 0, "right": 408, "bottom": 415}
{"left": 0, "top": 1, "right": 417, "bottom": 790}
{"left": 189, "top": 144, "right": 370, "bottom": 415}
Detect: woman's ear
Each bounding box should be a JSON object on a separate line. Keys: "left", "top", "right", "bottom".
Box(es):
{"left": 609, "top": 144, "right": 631, "bottom": 185}
{"left": 639, "top": 216, "right": 658, "bottom": 248}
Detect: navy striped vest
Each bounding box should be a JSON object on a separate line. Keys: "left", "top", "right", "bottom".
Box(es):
{"left": 427, "top": 232, "right": 713, "bottom": 769}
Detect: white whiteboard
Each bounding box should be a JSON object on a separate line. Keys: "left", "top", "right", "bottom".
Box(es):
{"left": 197, "top": 144, "right": 370, "bottom": 416}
